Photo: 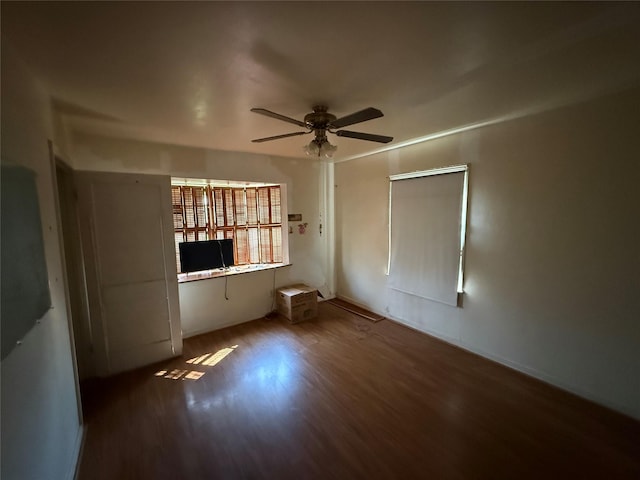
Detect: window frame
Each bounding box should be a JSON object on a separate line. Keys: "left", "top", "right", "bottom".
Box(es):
{"left": 172, "top": 180, "right": 287, "bottom": 276}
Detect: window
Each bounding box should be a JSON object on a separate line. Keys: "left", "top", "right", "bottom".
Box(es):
{"left": 172, "top": 183, "right": 283, "bottom": 273}
{"left": 388, "top": 165, "right": 468, "bottom": 307}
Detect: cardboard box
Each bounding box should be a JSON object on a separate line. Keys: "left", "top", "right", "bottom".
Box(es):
{"left": 276, "top": 284, "right": 318, "bottom": 323}
{"left": 286, "top": 301, "right": 318, "bottom": 324}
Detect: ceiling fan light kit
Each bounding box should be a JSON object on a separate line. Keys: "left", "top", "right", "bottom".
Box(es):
{"left": 251, "top": 105, "right": 392, "bottom": 158}
{"left": 304, "top": 138, "right": 337, "bottom": 158}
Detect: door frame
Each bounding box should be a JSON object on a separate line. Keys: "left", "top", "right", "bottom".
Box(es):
{"left": 48, "top": 140, "right": 84, "bottom": 423}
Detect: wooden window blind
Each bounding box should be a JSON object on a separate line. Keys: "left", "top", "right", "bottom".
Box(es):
{"left": 172, "top": 184, "right": 283, "bottom": 273}
{"left": 270, "top": 187, "right": 281, "bottom": 223}
{"left": 259, "top": 227, "right": 272, "bottom": 263}
{"left": 246, "top": 188, "right": 258, "bottom": 225}
{"left": 224, "top": 189, "right": 234, "bottom": 227}
{"left": 235, "top": 228, "right": 249, "bottom": 265}
{"left": 234, "top": 189, "right": 247, "bottom": 226}
{"left": 248, "top": 227, "right": 259, "bottom": 263}
{"left": 271, "top": 226, "right": 283, "bottom": 263}
{"left": 213, "top": 188, "right": 225, "bottom": 229}
{"left": 172, "top": 187, "right": 184, "bottom": 230}
{"left": 257, "top": 187, "right": 270, "bottom": 224}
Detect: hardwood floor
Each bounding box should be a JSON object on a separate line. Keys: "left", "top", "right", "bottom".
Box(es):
{"left": 77, "top": 301, "right": 640, "bottom": 480}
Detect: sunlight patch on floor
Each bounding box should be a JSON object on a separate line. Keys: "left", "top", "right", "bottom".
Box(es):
{"left": 187, "top": 345, "right": 238, "bottom": 366}
{"left": 154, "top": 345, "right": 239, "bottom": 381}
{"left": 154, "top": 369, "right": 205, "bottom": 381}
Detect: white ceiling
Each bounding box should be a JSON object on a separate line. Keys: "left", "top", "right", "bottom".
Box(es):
{"left": 2, "top": 2, "right": 639, "bottom": 161}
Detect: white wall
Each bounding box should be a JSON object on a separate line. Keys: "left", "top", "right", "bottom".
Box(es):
{"left": 179, "top": 267, "right": 286, "bottom": 337}
{"left": 1, "top": 44, "right": 82, "bottom": 479}
{"left": 334, "top": 85, "right": 640, "bottom": 419}
{"left": 71, "top": 135, "right": 333, "bottom": 337}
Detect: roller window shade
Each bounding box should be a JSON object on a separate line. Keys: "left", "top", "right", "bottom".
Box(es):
{"left": 389, "top": 171, "right": 464, "bottom": 306}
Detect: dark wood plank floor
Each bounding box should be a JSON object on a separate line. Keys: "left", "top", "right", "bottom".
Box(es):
{"left": 78, "top": 301, "right": 640, "bottom": 480}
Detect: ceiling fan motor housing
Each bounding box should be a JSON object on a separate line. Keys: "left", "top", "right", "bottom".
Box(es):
{"left": 304, "top": 105, "right": 337, "bottom": 130}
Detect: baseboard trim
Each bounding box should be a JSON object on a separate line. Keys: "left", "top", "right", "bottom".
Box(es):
{"left": 335, "top": 294, "right": 387, "bottom": 319}
{"left": 385, "top": 313, "right": 639, "bottom": 421}
{"left": 182, "top": 313, "right": 274, "bottom": 339}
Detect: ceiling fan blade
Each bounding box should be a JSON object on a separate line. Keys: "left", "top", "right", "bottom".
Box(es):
{"left": 330, "top": 107, "right": 384, "bottom": 129}
{"left": 335, "top": 130, "right": 393, "bottom": 143}
{"left": 250, "top": 108, "right": 307, "bottom": 128}
{"left": 251, "top": 131, "right": 309, "bottom": 143}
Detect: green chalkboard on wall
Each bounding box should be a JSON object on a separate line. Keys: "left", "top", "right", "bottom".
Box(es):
{"left": 1, "top": 164, "right": 52, "bottom": 360}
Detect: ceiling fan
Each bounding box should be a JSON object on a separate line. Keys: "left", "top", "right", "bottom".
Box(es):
{"left": 250, "top": 105, "right": 393, "bottom": 158}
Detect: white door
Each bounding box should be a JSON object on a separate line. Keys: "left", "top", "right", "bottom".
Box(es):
{"left": 77, "top": 172, "right": 181, "bottom": 375}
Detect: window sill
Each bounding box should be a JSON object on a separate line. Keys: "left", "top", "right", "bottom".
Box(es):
{"left": 177, "top": 263, "right": 291, "bottom": 284}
